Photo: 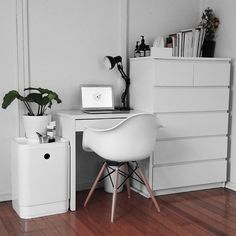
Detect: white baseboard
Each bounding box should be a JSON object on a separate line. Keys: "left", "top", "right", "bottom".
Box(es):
{"left": 153, "top": 183, "right": 225, "bottom": 196}
{"left": 226, "top": 182, "right": 236, "bottom": 191}
{"left": 131, "top": 182, "right": 225, "bottom": 198}
{"left": 0, "top": 192, "right": 11, "bottom": 202}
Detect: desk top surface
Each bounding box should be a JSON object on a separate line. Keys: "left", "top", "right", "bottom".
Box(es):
{"left": 56, "top": 109, "right": 143, "bottom": 120}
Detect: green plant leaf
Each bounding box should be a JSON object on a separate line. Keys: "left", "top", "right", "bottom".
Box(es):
{"left": 25, "top": 93, "right": 44, "bottom": 105}
{"left": 1, "top": 90, "right": 23, "bottom": 109}
{"left": 24, "top": 87, "right": 62, "bottom": 104}
{"left": 2, "top": 87, "right": 62, "bottom": 115}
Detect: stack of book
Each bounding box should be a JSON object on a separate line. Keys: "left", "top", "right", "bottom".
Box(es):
{"left": 169, "top": 27, "right": 206, "bottom": 57}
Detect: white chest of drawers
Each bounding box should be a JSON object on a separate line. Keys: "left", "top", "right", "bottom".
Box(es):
{"left": 130, "top": 57, "right": 231, "bottom": 196}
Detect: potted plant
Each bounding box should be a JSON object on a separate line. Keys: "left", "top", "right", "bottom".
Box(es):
{"left": 2, "top": 87, "right": 62, "bottom": 140}
{"left": 200, "top": 7, "right": 220, "bottom": 57}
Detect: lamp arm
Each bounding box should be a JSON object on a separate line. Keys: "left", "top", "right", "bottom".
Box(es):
{"left": 117, "top": 64, "right": 130, "bottom": 109}
{"left": 121, "top": 83, "right": 130, "bottom": 104}
{"left": 117, "top": 64, "right": 130, "bottom": 84}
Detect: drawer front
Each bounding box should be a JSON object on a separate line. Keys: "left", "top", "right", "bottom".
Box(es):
{"left": 194, "top": 62, "right": 230, "bottom": 86}
{"left": 18, "top": 143, "right": 69, "bottom": 206}
{"left": 156, "top": 112, "right": 228, "bottom": 139}
{"left": 154, "top": 61, "right": 193, "bottom": 86}
{"left": 76, "top": 118, "right": 124, "bottom": 131}
{"left": 154, "top": 136, "right": 228, "bottom": 165}
{"left": 153, "top": 160, "right": 227, "bottom": 190}
{"left": 154, "top": 88, "right": 229, "bottom": 112}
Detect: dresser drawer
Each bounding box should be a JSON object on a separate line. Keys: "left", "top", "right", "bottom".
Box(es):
{"left": 153, "top": 88, "right": 229, "bottom": 112}
{"left": 154, "top": 60, "right": 193, "bottom": 86}
{"left": 75, "top": 119, "right": 124, "bottom": 131}
{"left": 154, "top": 136, "right": 228, "bottom": 165}
{"left": 156, "top": 112, "right": 228, "bottom": 139}
{"left": 153, "top": 160, "right": 227, "bottom": 190}
{"left": 194, "top": 62, "right": 230, "bottom": 86}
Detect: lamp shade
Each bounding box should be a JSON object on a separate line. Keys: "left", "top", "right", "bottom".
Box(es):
{"left": 104, "top": 56, "right": 122, "bottom": 70}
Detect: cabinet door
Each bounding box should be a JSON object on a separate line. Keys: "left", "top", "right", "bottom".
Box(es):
{"left": 18, "top": 143, "right": 69, "bottom": 206}
{"left": 194, "top": 62, "right": 230, "bottom": 86}
{"left": 153, "top": 160, "right": 227, "bottom": 190}
{"left": 154, "top": 136, "right": 228, "bottom": 165}
{"left": 153, "top": 88, "right": 229, "bottom": 112}
{"left": 154, "top": 60, "right": 193, "bottom": 86}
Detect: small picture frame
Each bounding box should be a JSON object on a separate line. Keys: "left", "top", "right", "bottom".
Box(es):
{"left": 81, "top": 85, "right": 114, "bottom": 110}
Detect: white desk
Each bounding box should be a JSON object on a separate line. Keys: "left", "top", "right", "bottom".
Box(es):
{"left": 56, "top": 110, "right": 141, "bottom": 211}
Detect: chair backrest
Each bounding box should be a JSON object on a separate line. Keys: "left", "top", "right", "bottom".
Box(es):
{"left": 82, "top": 113, "right": 161, "bottom": 162}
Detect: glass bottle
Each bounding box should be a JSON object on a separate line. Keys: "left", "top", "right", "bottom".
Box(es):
{"left": 139, "top": 36, "right": 146, "bottom": 57}
{"left": 134, "top": 41, "right": 140, "bottom": 57}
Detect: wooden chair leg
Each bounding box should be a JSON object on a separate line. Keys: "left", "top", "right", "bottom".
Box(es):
{"left": 136, "top": 162, "right": 160, "bottom": 212}
{"left": 111, "top": 166, "right": 119, "bottom": 223}
{"left": 84, "top": 162, "right": 107, "bottom": 207}
{"left": 124, "top": 163, "right": 131, "bottom": 198}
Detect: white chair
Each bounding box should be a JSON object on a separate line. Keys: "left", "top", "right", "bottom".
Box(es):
{"left": 82, "top": 113, "right": 161, "bottom": 223}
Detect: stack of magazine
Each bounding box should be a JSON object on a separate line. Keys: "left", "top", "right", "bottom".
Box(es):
{"left": 169, "top": 26, "right": 206, "bottom": 57}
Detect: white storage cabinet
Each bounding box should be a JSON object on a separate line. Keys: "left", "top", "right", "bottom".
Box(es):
{"left": 11, "top": 138, "right": 69, "bottom": 219}
{"left": 130, "top": 57, "right": 231, "bottom": 196}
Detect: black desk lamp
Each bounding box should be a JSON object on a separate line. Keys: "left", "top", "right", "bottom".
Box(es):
{"left": 104, "top": 56, "right": 130, "bottom": 110}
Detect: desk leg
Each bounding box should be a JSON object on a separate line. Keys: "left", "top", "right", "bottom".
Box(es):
{"left": 57, "top": 116, "right": 76, "bottom": 211}
{"left": 70, "top": 133, "right": 76, "bottom": 211}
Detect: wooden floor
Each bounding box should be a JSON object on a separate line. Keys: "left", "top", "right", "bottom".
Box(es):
{"left": 1, "top": 188, "right": 236, "bottom": 235}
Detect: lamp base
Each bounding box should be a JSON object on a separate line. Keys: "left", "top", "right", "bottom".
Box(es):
{"left": 115, "top": 106, "right": 131, "bottom": 111}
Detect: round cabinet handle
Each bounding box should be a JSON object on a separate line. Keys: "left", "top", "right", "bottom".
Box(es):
{"left": 44, "top": 153, "right": 50, "bottom": 160}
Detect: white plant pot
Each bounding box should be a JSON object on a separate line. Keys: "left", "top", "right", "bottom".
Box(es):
{"left": 23, "top": 115, "right": 51, "bottom": 141}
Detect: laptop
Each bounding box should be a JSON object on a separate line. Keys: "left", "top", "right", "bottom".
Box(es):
{"left": 81, "top": 85, "right": 130, "bottom": 114}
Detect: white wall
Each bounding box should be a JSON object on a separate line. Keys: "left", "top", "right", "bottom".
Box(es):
{"left": 27, "top": 0, "right": 123, "bottom": 110}
{"left": 0, "top": 0, "right": 18, "bottom": 201}
{"left": 128, "top": 0, "right": 200, "bottom": 58}
{"left": 200, "top": 0, "right": 236, "bottom": 189}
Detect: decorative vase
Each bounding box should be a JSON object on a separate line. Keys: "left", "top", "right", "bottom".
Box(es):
{"left": 23, "top": 115, "right": 51, "bottom": 141}
{"left": 202, "top": 40, "right": 216, "bottom": 57}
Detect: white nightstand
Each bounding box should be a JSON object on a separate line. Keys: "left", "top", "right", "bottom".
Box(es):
{"left": 11, "top": 138, "right": 69, "bottom": 219}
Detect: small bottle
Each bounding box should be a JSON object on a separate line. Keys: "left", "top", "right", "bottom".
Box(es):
{"left": 47, "top": 121, "right": 56, "bottom": 143}
{"left": 134, "top": 41, "right": 140, "bottom": 57}
{"left": 145, "top": 45, "right": 151, "bottom": 57}
{"left": 139, "top": 36, "right": 146, "bottom": 57}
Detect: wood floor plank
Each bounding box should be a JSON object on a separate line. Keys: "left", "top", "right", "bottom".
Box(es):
{"left": 188, "top": 190, "right": 236, "bottom": 216}
{"left": 33, "top": 217, "right": 52, "bottom": 231}
{"left": 190, "top": 189, "right": 236, "bottom": 216}
{"left": 1, "top": 188, "right": 236, "bottom": 235}
{"left": 1, "top": 215, "right": 23, "bottom": 234}
{"left": 60, "top": 212, "right": 96, "bottom": 236}
{"left": 42, "top": 227, "right": 60, "bottom": 236}
{"left": 161, "top": 194, "right": 234, "bottom": 236}
{"left": 126, "top": 193, "right": 197, "bottom": 236}
{"left": 26, "top": 231, "right": 45, "bottom": 236}
{"left": 0, "top": 218, "right": 9, "bottom": 236}
{"left": 183, "top": 224, "right": 216, "bottom": 236}
{"left": 178, "top": 193, "right": 236, "bottom": 232}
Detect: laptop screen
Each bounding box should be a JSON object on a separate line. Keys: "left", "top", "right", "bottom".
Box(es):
{"left": 81, "top": 85, "right": 114, "bottom": 110}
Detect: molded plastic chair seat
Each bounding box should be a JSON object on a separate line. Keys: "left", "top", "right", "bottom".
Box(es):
{"left": 82, "top": 113, "right": 161, "bottom": 222}
{"left": 83, "top": 113, "right": 160, "bottom": 162}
